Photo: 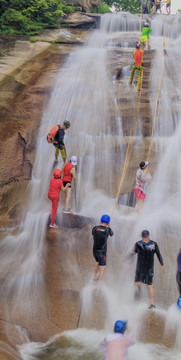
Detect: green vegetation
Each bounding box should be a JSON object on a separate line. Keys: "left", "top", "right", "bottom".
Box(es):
{"left": 29, "top": 36, "right": 38, "bottom": 42}
{"left": 91, "top": 1, "right": 111, "bottom": 13}
{"left": 0, "top": 0, "right": 77, "bottom": 35}
{"left": 104, "top": 0, "right": 141, "bottom": 13}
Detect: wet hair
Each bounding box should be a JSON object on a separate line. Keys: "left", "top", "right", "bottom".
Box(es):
{"left": 139, "top": 162, "right": 146, "bottom": 169}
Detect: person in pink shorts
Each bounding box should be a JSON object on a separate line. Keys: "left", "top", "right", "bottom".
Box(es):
{"left": 134, "top": 161, "right": 151, "bottom": 212}
{"left": 101, "top": 320, "right": 135, "bottom": 360}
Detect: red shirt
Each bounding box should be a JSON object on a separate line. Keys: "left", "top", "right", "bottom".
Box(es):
{"left": 133, "top": 49, "right": 143, "bottom": 66}
{"left": 48, "top": 177, "right": 63, "bottom": 199}
{"left": 62, "top": 162, "right": 74, "bottom": 183}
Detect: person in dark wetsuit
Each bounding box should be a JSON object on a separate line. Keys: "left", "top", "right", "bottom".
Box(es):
{"left": 131, "top": 230, "right": 165, "bottom": 309}
{"left": 92, "top": 214, "right": 113, "bottom": 281}
{"left": 176, "top": 249, "right": 181, "bottom": 306}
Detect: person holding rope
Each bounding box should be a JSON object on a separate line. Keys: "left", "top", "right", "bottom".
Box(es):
{"left": 142, "top": 0, "right": 149, "bottom": 13}
{"left": 92, "top": 214, "right": 113, "bottom": 281}
{"left": 129, "top": 42, "right": 144, "bottom": 91}
{"left": 47, "top": 120, "right": 70, "bottom": 164}
{"left": 140, "top": 21, "right": 152, "bottom": 50}
{"left": 62, "top": 155, "right": 77, "bottom": 213}
{"left": 134, "top": 161, "right": 151, "bottom": 212}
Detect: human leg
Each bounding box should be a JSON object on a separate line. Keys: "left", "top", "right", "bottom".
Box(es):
{"left": 49, "top": 198, "right": 59, "bottom": 225}
{"left": 130, "top": 65, "right": 136, "bottom": 84}
{"left": 147, "top": 284, "right": 155, "bottom": 305}
{"left": 94, "top": 262, "right": 100, "bottom": 280}
{"left": 60, "top": 147, "right": 66, "bottom": 163}
{"left": 98, "top": 266, "right": 106, "bottom": 281}
{"left": 137, "top": 66, "right": 143, "bottom": 90}
{"left": 64, "top": 186, "right": 71, "bottom": 209}
{"left": 55, "top": 147, "right": 59, "bottom": 161}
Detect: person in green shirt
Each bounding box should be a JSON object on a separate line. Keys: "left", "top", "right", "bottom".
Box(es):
{"left": 140, "top": 22, "right": 152, "bottom": 50}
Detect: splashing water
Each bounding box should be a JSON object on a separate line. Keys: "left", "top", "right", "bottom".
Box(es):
{"left": 1, "top": 12, "right": 181, "bottom": 360}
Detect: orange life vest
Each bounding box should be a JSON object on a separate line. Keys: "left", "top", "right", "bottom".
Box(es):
{"left": 47, "top": 125, "right": 59, "bottom": 143}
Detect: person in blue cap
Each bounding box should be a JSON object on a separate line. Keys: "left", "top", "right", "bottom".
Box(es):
{"left": 130, "top": 230, "right": 165, "bottom": 309}
{"left": 100, "top": 320, "right": 135, "bottom": 360}
{"left": 92, "top": 214, "right": 113, "bottom": 281}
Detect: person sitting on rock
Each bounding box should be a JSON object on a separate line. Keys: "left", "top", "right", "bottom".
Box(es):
{"left": 129, "top": 42, "right": 143, "bottom": 91}
{"left": 134, "top": 161, "right": 151, "bottom": 212}
{"left": 100, "top": 320, "right": 135, "bottom": 360}
{"left": 140, "top": 21, "right": 152, "bottom": 50}
{"left": 62, "top": 155, "right": 77, "bottom": 213}
{"left": 48, "top": 169, "right": 70, "bottom": 228}
{"left": 47, "top": 120, "right": 70, "bottom": 164}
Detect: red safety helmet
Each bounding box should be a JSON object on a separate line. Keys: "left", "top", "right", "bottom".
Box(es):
{"left": 53, "top": 169, "right": 62, "bottom": 179}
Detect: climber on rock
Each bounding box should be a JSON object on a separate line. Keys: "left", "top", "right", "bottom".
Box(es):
{"left": 92, "top": 214, "right": 113, "bottom": 282}
{"left": 100, "top": 320, "right": 135, "bottom": 360}
{"left": 62, "top": 155, "right": 78, "bottom": 213}
{"left": 134, "top": 161, "right": 151, "bottom": 212}
{"left": 48, "top": 169, "right": 71, "bottom": 228}
{"left": 140, "top": 21, "right": 152, "bottom": 50}
{"left": 129, "top": 42, "right": 143, "bottom": 91}
{"left": 47, "top": 120, "right": 70, "bottom": 164}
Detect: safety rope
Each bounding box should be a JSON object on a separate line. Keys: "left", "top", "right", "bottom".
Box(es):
{"left": 147, "top": 13, "right": 166, "bottom": 161}
{"left": 110, "top": 14, "right": 166, "bottom": 220}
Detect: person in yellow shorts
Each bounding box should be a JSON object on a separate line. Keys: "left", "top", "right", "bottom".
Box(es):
{"left": 166, "top": 0, "right": 171, "bottom": 14}
{"left": 140, "top": 21, "right": 152, "bottom": 50}
{"left": 47, "top": 120, "right": 70, "bottom": 164}
{"left": 130, "top": 42, "right": 144, "bottom": 91}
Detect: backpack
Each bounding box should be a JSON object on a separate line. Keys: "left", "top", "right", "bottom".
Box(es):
{"left": 47, "top": 125, "right": 60, "bottom": 143}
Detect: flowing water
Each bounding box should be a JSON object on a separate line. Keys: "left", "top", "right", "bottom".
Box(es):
{"left": 1, "top": 11, "right": 181, "bottom": 360}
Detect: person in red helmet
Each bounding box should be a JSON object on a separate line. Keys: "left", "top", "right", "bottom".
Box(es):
{"left": 48, "top": 169, "right": 70, "bottom": 228}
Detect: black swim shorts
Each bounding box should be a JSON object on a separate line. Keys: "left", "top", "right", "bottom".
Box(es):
{"left": 135, "top": 271, "right": 153, "bottom": 285}
{"left": 93, "top": 250, "right": 106, "bottom": 266}
{"left": 63, "top": 181, "right": 71, "bottom": 188}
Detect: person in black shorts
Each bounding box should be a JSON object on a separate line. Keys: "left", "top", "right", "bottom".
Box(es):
{"left": 131, "top": 230, "right": 165, "bottom": 309}
{"left": 92, "top": 214, "right": 113, "bottom": 281}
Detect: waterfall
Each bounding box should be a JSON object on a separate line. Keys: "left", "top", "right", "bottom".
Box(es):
{"left": 1, "top": 12, "right": 181, "bottom": 360}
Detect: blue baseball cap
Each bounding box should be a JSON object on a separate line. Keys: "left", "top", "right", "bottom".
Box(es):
{"left": 100, "top": 214, "right": 110, "bottom": 224}
{"left": 114, "top": 320, "right": 127, "bottom": 333}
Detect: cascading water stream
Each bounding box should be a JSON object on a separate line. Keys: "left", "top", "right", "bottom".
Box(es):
{"left": 1, "top": 12, "right": 181, "bottom": 360}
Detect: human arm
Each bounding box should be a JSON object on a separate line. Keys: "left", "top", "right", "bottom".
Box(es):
{"left": 70, "top": 167, "right": 76, "bottom": 180}
{"left": 61, "top": 182, "right": 71, "bottom": 192}
{"left": 155, "top": 242, "right": 164, "bottom": 267}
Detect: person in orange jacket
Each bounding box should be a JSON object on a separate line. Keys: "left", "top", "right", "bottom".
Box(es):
{"left": 129, "top": 42, "right": 144, "bottom": 91}
{"left": 48, "top": 169, "right": 70, "bottom": 228}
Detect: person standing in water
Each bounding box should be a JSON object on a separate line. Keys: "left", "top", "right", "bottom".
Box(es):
{"left": 130, "top": 42, "right": 144, "bottom": 91}
{"left": 130, "top": 230, "right": 165, "bottom": 309}
{"left": 134, "top": 161, "right": 151, "bottom": 212}
{"left": 48, "top": 169, "right": 70, "bottom": 228}
{"left": 140, "top": 21, "right": 152, "bottom": 50}
{"left": 47, "top": 120, "right": 70, "bottom": 164}
{"left": 100, "top": 320, "right": 135, "bottom": 360}
{"left": 62, "top": 155, "right": 77, "bottom": 213}
{"left": 92, "top": 214, "right": 113, "bottom": 281}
